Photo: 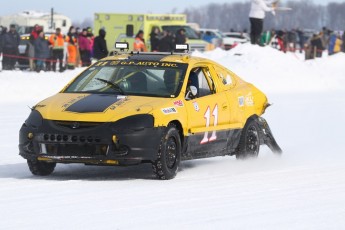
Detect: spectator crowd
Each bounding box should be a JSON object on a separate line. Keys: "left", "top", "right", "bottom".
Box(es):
{"left": 1, "top": 22, "right": 344, "bottom": 72}
{"left": 0, "top": 24, "right": 109, "bottom": 72}
{"left": 0, "top": 24, "right": 187, "bottom": 72}
{"left": 133, "top": 27, "right": 186, "bottom": 52}
{"left": 259, "top": 27, "right": 345, "bottom": 60}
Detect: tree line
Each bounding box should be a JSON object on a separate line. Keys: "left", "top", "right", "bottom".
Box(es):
{"left": 183, "top": 0, "right": 345, "bottom": 32}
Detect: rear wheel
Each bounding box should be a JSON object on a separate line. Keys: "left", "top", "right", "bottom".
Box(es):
{"left": 236, "top": 119, "right": 260, "bottom": 159}
{"left": 152, "top": 124, "right": 181, "bottom": 180}
{"left": 27, "top": 159, "right": 56, "bottom": 176}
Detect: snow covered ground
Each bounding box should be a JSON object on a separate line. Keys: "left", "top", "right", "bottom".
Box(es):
{"left": 1, "top": 44, "right": 345, "bottom": 229}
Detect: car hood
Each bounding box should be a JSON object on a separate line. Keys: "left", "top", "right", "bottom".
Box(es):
{"left": 34, "top": 93, "right": 170, "bottom": 122}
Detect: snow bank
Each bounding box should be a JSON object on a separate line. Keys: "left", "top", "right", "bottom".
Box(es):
{"left": 193, "top": 44, "right": 345, "bottom": 93}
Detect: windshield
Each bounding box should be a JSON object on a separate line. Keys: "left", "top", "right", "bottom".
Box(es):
{"left": 162, "top": 25, "right": 200, "bottom": 39}
{"left": 64, "top": 60, "right": 188, "bottom": 98}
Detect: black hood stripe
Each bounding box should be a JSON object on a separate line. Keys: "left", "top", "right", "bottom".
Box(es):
{"left": 65, "top": 94, "right": 122, "bottom": 113}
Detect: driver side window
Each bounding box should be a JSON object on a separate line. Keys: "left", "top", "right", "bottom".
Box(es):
{"left": 186, "top": 67, "right": 214, "bottom": 99}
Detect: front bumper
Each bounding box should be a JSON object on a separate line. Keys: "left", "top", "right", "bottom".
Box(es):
{"left": 19, "top": 117, "right": 164, "bottom": 166}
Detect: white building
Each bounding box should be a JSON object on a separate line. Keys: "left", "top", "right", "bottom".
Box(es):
{"left": 0, "top": 10, "right": 72, "bottom": 34}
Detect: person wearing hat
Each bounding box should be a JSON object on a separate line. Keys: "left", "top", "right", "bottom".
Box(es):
{"left": 158, "top": 30, "right": 174, "bottom": 52}
{"left": 0, "top": 26, "right": 5, "bottom": 61}
{"left": 93, "top": 28, "right": 108, "bottom": 60}
{"left": 34, "top": 30, "right": 50, "bottom": 72}
{"left": 78, "top": 28, "right": 92, "bottom": 66}
{"left": 2, "top": 24, "right": 20, "bottom": 70}
{"left": 86, "top": 27, "right": 95, "bottom": 56}
{"left": 133, "top": 30, "right": 147, "bottom": 52}
{"left": 49, "top": 28, "right": 65, "bottom": 72}
{"left": 66, "top": 26, "right": 78, "bottom": 69}
{"left": 175, "top": 28, "right": 186, "bottom": 45}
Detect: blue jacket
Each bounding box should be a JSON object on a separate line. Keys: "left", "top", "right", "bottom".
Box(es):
{"left": 34, "top": 37, "right": 51, "bottom": 59}
{"left": 2, "top": 31, "right": 20, "bottom": 49}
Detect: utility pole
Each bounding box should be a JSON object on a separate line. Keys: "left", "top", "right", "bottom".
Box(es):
{"left": 50, "top": 8, "right": 54, "bottom": 30}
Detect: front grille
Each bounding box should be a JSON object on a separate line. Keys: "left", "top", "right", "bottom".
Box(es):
{"left": 40, "top": 143, "right": 109, "bottom": 156}
{"left": 41, "top": 133, "right": 102, "bottom": 143}
{"left": 53, "top": 121, "right": 103, "bottom": 130}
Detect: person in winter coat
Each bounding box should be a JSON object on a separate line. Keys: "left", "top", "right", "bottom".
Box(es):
{"left": 66, "top": 26, "right": 78, "bottom": 69}
{"left": 0, "top": 26, "right": 5, "bottom": 55}
{"left": 93, "top": 29, "right": 108, "bottom": 60}
{"left": 2, "top": 24, "right": 20, "bottom": 70}
{"left": 270, "top": 30, "right": 285, "bottom": 52}
{"left": 342, "top": 31, "right": 345, "bottom": 53}
{"left": 158, "top": 30, "right": 174, "bottom": 52}
{"left": 49, "top": 28, "right": 65, "bottom": 72}
{"left": 78, "top": 28, "right": 92, "bottom": 66}
{"left": 86, "top": 27, "right": 95, "bottom": 57}
{"left": 296, "top": 28, "right": 305, "bottom": 53}
{"left": 329, "top": 33, "right": 343, "bottom": 55}
{"left": 175, "top": 28, "right": 186, "bottom": 45}
{"left": 310, "top": 33, "right": 324, "bottom": 58}
{"left": 28, "top": 25, "right": 41, "bottom": 71}
{"left": 249, "top": 0, "right": 276, "bottom": 45}
{"left": 34, "top": 31, "right": 50, "bottom": 72}
{"left": 133, "top": 30, "right": 147, "bottom": 52}
{"left": 150, "top": 27, "right": 160, "bottom": 52}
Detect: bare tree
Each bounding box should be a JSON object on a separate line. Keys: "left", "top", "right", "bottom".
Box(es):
{"left": 183, "top": 1, "right": 344, "bottom": 32}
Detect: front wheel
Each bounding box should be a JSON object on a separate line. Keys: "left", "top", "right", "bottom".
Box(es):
{"left": 236, "top": 119, "right": 260, "bottom": 159}
{"left": 27, "top": 159, "right": 56, "bottom": 176}
{"left": 152, "top": 124, "right": 181, "bottom": 180}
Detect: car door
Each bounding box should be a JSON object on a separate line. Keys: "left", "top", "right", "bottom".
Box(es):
{"left": 184, "top": 65, "right": 230, "bottom": 157}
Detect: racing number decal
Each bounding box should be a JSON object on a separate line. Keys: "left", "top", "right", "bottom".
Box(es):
{"left": 200, "top": 105, "right": 218, "bottom": 144}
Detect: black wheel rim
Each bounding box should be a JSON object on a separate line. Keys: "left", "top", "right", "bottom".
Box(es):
{"left": 246, "top": 125, "right": 259, "bottom": 155}
{"left": 166, "top": 137, "right": 177, "bottom": 169}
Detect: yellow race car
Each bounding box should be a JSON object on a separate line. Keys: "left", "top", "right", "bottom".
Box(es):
{"left": 19, "top": 43, "right": 282, "bottom": 179}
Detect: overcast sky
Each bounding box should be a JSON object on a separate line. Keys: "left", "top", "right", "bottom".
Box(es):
{"left": 1, "top": 0, "right": 343, "bottom": 21}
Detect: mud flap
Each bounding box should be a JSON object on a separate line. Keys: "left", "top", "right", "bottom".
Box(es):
{"left": 256, "top": 117, "right": 282, "bottom": 154}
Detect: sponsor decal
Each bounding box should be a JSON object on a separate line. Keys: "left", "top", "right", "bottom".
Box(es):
{"left": 110, "top": 61, "right": 120, "bottom": 65}
{"left": 95, "top": 61, "right": 109, "bottom": 67}
{"left": 62, "top": 95, "right": 88, "bottom": 109}
{"left": 161, "top": 107, "right": 177, "bottom": 114}
{"left": 238, "top": 96, "right": 244, "bottom": 107}
{"left": 193, "top": 101, "right": 200, "bottom": 112}
{"left": 97, "top": 60, "right": 181, "bottom": 68}
{"left": 117, "top": 95, "right": 127, "bottom": 100}
{"left": 34, "top": 104, "right": 46, "bottom": 109}
{"left": 108, "top": 97, "right": 129, "bottom": 111}
{"left": 173, "top": 100, "right": 184, "bottom": 107}
{"left": 245, "top": 93, "right": 254, "bottom": 106}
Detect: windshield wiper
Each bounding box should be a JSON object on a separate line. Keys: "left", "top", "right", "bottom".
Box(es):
{"left": 95, "top": 78, "right": 125, "bottom": 95}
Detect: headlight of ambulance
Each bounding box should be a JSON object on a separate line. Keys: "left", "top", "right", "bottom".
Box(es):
{"left": 25, "top": 110, "right": 43, "bottom": 128}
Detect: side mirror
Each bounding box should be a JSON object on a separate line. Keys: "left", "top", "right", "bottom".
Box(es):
{"left": 185, "top": 86, "right": 198, "bottom": 100}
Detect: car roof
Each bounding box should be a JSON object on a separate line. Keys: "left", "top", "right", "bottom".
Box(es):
{"left": 102, "top": 52, "right": 211, "bottom": 65}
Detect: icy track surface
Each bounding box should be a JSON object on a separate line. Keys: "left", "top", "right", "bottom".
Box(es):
{"left": 1, "top": 44, "right": 345, "bottom": 229}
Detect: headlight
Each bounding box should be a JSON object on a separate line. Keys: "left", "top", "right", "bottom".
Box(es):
{"left": 112, "top": 114, "right": 154, "bottom": 131}
{"left": 25, "top": 110, "right": 43, "bottom": 128}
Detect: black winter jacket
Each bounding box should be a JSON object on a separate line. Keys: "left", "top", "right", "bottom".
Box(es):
{"left": 93, "top": 29, "right": 108, "bottom": 60}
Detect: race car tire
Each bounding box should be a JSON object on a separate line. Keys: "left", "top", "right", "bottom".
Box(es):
{"left": 27, "top": 159, "right": 56, "bottom": 176}
{"left": 236, "top": 119, "right": 260, "bottom": 159}
{"left": 152, "top": 124, "right": 181, "bottom": 180}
